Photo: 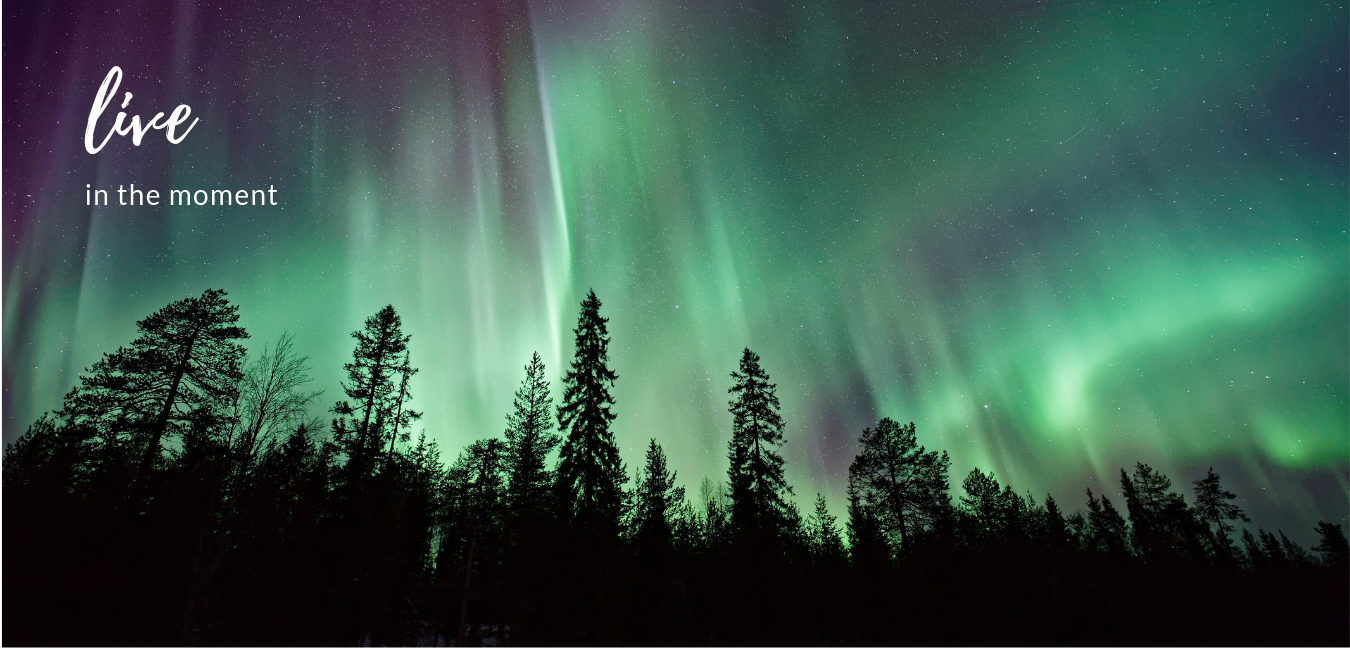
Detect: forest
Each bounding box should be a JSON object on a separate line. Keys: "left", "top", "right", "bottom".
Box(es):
{"left": 4, "top": 288, "right": 1347, "bottom": 646}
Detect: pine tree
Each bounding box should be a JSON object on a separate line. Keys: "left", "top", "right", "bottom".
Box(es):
{"left": 726, "top": 348, "right": 792, "bottom": 536}
{"left": 58, "top": 288, "right": 248, "bottom": 483}
{"left": 1259, "top": 528, "right": 1288, "bottom": 565}
{"left": 959, "top": 467, "right": 1003, "bottom": 545}
{"left": 632, "top": 439, "right": 685, "bottom": 547}
{"left": 1085, "top": 488, "right": 1130, "bottom": 556}
{"left": 1120, "top": 463, "right": 1203, "bottom": 561}
{"left": 1191, "top": 467, "right": 1249, "bottom": 559}
{"left": 1278, "top": 530, "right": 1318, "bottom": 567}
{"left": 846, "top": 418, "right": 950, "bottom": 553}
{"left": 1312, "top": 521, "right": 1349, "bottom": 569}
{"left": 805, "top": 493, "right": 844, "bottom": 561}
{"left": 554, "top": 289, "right": 626, "bottom": 528}
{"left": 330, "top": 305, "right": 416, "bottom": 475}
{"left": 1240, "top": 528, "right": 1265, "bottom": 569}
{"left": 503, "top": 352, "right": 558, "bottom": 519}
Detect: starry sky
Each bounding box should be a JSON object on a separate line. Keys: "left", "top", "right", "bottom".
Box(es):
{"left": 4, "top": 0, "right": 1347, "bottom": 540}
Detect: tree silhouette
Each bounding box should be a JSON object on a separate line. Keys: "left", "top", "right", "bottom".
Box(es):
{"left": 6, "top": 288, "right": 1350, "bottom": 646}
{"left": 847, "top": 418, "right": 950, "bottom": 553}
{"left": 1042, "top": 494, "right": 1070, "bottom": 549}
{"left": 632, "top": 439, "right": 685, "bottom": 548}
{"left": 503, "top": 352, "right": 558, "bottom": 519}
{"left": 383, "top": 350, "right": 422, "bottom": 462}
{"left": 1120, "top": 463, "right": 1204, "bottom": 561}
{"left": 554, "top": 290, "right": 626, "bottom": 529}
{"left": 805, "top": 493, "right": 844, "bottom": 561}
{"left": 330, "top": 305, "right": 416, "bottom": 476}
{"left": 1191, "top": 467, "right": 1249, "bottom": 559}
{"left": 726, "top": 348, "right": 792, "bottom": 537}
{"left": 1312, "top": 522, "right": 1348, "bottom": 569}
{"left": 846, "top": 477, "right": 888, "bottom": 564}
{"left": 58, "top": 288, "right": 248, "bottom": 487}
{"left": 1085, "top": 488, "right": 1130, "bottom": 556}
{"left": 229, "top": 333, "right": 322, "bottom": 471}
{"left": 445, "top": 438, "right": 506, "bottom": 643}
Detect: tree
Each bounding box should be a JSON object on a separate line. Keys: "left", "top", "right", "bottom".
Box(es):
{"left": 330, "top": 306, "right": 417, "bottom": 475}
{"left": 1120, "top": 463, "right": 1203, "bottom": 561}
{"left": 444, "top": 438, "right": 506, "bottom": 643}
{"left": 502, "top": 352, "right": 558, "bottom": 519}
{"left": 554, "top": 290, "right": 626, "bottom": 528}
{"left": 1191, "top": 467, "right": 1249, "bottom": 559}
{"left": 59, "top": 288, "right": 248, "bottom": 484}
{"left": 1312, "top": 522, "right": 1348, "bottom": 569}
{"left": 229, "top": 333, "right": 321, "bottom": 471}
{"left": 846, "top": 418, "right": 951, "bottom": 553}
{"left": 805, "top": 494, "right": 844, "bottom": 561}
{"left": 957, "top": 468, "right": 1038, "bottom": 549}
{"left": 695, "top": 478, "right": 733, "bottom": 551}
{"left": 1042, "top": 494, "right": 1070, "bottom": 549}
{"left": 726, "top": 348, "right": 792, "bottom": 536}
{"left": 959, "top": 468, "right": 1002, "bottom": 545}
{"left": 382, "top": 351, "right": 422, "bottom": 462}
{"left": 632, "top": 439, "right": 685, "bottom": 547}
{"left": 1240, "top": 528, "right": 1266, "bottom": 569}
{"left": 1085, "top": 488, "right": 1130, "bottom": 556}
{"left": 846, "top": 477, "right": 888, "bottom": 564}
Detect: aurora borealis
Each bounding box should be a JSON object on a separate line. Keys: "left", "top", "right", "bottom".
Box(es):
{"left": 4, "top": 0, "right": 1346, "bottom": 540}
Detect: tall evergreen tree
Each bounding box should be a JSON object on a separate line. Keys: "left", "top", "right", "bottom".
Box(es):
{"left": 632, "top": 439, "right": 685, "bottom": 547}
{"left": 846, "top": 418, "right": 950, "bottom": 553}
{"left": 330, "top": 305, "right": 415, "bottom": 474}
{"left": 554, "top": 290, "right": 626, "bottom": 528}
{"left": 726, "top": 348, "right": 792, "bottom": 536}
{"left": 1191, "top": 467, "right": 1249, "bottom": 559}
{"left": 503, "top": 352, "right": 558, "bottom": 518}
{"left": 58, "top": 288, "right": 248, "bottom": 484}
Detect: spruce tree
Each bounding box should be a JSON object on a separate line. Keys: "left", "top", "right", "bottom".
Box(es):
{"left": 726, "top": 347, "right": 792, "bottom": 536}
{"left": 1043, "top": 494, "right": 1070, "bottom": 549}
{"left": 554, "top": 289, "right": 626, "bottom": 528}
{"left": 805, "top": 493, "right": 844, "bottom": 561}
{"left": 632, "top": 439, "right": 685, "bottom": 547}
{"left": 503, "top": 352, "right": 558, "bottom": 518}
{"left": 846, "top": 418, "right": 950, "bottom": 552}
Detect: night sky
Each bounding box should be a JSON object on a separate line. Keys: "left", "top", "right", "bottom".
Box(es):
{"left": 4, "top": 0, "right": 1347, "bottom": 541}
